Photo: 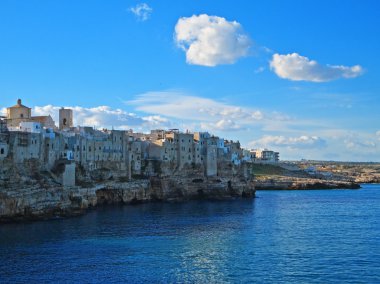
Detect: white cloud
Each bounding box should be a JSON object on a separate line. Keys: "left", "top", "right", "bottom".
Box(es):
{"left": 250, "top": 135, "right": 327, "bottom": 150}
{"left": 127, "top": 91, "right": 293, "bottom": 134}
{"left": 201, "top": 119, "right": 243, "bottom": 132}
{"left": 174, "top": 14, "right": 251, "bottom": 66}
{"left": 127, "top": 91, "right": 304, "bottom": 138}
{"left": 0, "top": 107, "right": 6, "bottom": 116}
{"left": 129, "top": 3, "right": 152, "bottom": 21}
{"left": 376, "top": 131, "right": 380, "bottom": 140}
{"left": 254, "top": 66, "right": 265, "bottom": 74}
{"left": 344, "top": 139, "right": 376, "bottom": 150}
{"left": 32, "top": 105, "right": 170, "bottom": 131}
{"left": 270, "top": 53, "right": 363, "bottom": 82}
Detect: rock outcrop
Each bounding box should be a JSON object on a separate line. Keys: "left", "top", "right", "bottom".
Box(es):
{"left": 0, "top": 160, "right": 255, "bottom": 222}
{"left": 255, "top": 177, "right": 360, "bottom": 190}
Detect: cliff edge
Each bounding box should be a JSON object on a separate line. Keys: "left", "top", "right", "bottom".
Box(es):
{"left": 0, "top": 159, "right": 254, "bottom": 222}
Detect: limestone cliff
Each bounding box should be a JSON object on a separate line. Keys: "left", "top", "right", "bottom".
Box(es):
{"left": 0, "top": 159, "right": 255, "bottom": 222}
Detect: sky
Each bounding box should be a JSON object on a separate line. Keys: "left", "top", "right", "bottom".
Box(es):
{"left": 0, "top": 0, "right": 379, "bottom": 161}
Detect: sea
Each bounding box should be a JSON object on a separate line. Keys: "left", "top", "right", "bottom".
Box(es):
{"left": 0, "top": 184, "right": 379, "bottom": 283}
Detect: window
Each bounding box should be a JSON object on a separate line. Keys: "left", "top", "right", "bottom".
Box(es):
{"left": 20, "top": 113, "right": 24, "bottom": 118}
{"left": 0, "top": 148, "right": 4, "bottom": 155}
{"left": 63, "top": 118, "right": 67, "bottom": 126}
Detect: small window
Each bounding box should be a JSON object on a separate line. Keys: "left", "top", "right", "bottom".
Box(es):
{"left": 20, "top": 113, "right": 24, "bottom": 118}
{"left": 0, "top": 148, "right": 4, "bottom": 155}
{"left": 63, "top": 118, "right": 67, "bottom": 126}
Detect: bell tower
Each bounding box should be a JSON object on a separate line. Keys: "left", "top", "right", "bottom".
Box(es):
{"left": 59, "top": 107, "right": 73, "bottom": 130}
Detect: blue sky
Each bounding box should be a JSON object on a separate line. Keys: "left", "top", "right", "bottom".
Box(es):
{"left": 1, "top": 0, "right": 379, "bottom": 161}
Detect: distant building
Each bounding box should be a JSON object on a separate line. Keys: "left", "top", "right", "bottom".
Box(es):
{"left": 252, "top": 149, "right": 279, "bottom": 163}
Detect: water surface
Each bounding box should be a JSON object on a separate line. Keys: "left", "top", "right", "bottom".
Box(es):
{"left": 1, "top": 184, "right": 379, "bottom": 283}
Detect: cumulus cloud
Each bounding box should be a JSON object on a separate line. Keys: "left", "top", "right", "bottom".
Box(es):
{"left": 32, "top": 105, "right": 170, "bottom": 131}
{"left": 174, "top": 14, "right": 251, "bottom": 66}
{"left": 250, "top": 135, "right": 327, "bottom": 149}
{"left": 377, "top": 131, "right": 380, "bottom": 140}
{"left": 129, "top": 3, "right": 152, "bottom": 21}
{"left": 270, "top": 53, "right": 363, "bottom": 82}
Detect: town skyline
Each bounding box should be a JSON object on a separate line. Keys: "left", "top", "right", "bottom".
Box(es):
{"left": 1, "top": 1, "right": 379, "bottom": 161}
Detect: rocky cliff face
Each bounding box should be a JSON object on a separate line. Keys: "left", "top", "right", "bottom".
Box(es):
{"left": 96, "top": 175, "right": 254, "bottom": 205}
{"left": 255, "top": 178, "right": 360, "bottom": 190}
{"left": 0, "top": 160, "right": 255, "bottom": 222}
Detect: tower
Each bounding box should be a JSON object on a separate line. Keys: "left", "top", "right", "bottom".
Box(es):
{"left": 59, "top": 108, "right": 73, "bottom": 130}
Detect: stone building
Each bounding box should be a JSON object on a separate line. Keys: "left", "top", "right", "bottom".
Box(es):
{"left": 2, "top": 98, "right": 279, "bottom": 186}
{"left": 8, "top": 131, "right": 43, "bottom": 163}
{"left": 30, "top": 115, "right": 56, "bottom": 129}
{"left": 6, "top": 99, "right": 32, "bottom": 127}
{"left": 6, "top": 99, "right": 56, "bottom": 129}
{"left": 165, "top": 131, "right": 198, "bottom": 169}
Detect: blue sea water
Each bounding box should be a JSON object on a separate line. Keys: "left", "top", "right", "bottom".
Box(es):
{"left": 0, "top": 184, "right": 379, "bottom": 283}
